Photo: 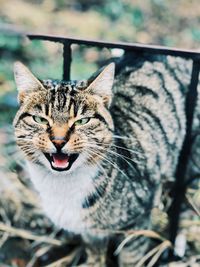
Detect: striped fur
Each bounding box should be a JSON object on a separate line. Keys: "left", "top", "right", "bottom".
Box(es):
{"left": 13, "top": 55, "right": 200, "bottom": 266}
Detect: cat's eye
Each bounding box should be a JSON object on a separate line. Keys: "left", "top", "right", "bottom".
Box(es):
{"left": 33, "top": 116, "right": 49, "bottom": 125}
{"left": 74, "top": 118, "right": 90, "bottom": 126}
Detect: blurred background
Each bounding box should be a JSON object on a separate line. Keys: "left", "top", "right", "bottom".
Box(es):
{"left": 0, "top": 0, "right": 200, "bottom": 266}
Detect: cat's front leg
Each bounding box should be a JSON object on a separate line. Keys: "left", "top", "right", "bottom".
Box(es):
{"left": 82, "top": 234, "right": 108, "bottom": 267}
{"left": 118, "top": 236, "right": 149, "bottom": 267}
{"left": 84, "top": 245, "right": 107, "bottom": 267}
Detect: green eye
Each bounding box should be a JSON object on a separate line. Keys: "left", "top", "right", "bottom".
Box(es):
{"left": 75, "top": 118, "right": 90, "bottom": 126}
{"left": 33, "top": 116, "right": 48, "bottom": 125}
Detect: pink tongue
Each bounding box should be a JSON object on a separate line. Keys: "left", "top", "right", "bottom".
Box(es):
{"left": 52, "top": 154, "right": 69, "bottom": 168}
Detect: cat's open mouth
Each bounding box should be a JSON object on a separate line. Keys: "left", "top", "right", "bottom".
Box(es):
{"left": 44, "top": 152, "right": 79, "bottom": 171}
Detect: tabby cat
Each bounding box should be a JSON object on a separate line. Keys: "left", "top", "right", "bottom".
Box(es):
{"left": 13, "top": 53, "right": 200, "bottom": 267}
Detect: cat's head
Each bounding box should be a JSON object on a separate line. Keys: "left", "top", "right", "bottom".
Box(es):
{"left": 13, "top": 62, "right": 115, "bottom": 174}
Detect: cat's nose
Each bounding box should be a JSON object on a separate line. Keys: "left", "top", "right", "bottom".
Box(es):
{"left": 51, "top": 138, "right": 66, "bottom": 150}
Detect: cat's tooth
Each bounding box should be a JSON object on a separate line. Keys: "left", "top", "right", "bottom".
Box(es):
{"left": 52, "top": 161, "right": 69, "bottom": 169}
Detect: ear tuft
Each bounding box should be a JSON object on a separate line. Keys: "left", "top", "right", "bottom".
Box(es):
{"left": 86, "top": 63, "right": 115, "bottom": 107}
{"left": 14, "top": 61, "right": 44, "bottom": 104}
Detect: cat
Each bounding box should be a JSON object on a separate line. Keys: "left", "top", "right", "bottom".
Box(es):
{"left": 13, "top": 53, "right": 200, "bottom": 267}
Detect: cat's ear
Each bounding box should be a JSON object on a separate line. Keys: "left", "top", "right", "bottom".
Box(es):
{"left": 14, "top": 61, "right": 44, "bottom": 104}
{"left": 86, "top": 63, "right": 115, "bottom": 107}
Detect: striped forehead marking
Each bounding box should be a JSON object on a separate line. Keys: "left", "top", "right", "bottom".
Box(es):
{"left": 40, "top": 79, "right": 90, "bottom": 119}
{"left": 42, "top": 79, "right": 87, "bottom": 92}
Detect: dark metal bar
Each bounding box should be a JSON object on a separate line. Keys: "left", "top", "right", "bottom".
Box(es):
{"left": 27, "top": 34, "right": 200, "bottom": 60}
{"left": 169, "top": 60, "right": 200, "bottom": 251}
{"left": 63, "top": 43, "right": 72, "bottom": 80}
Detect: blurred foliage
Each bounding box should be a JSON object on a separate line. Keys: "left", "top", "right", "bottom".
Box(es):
{"left": 0, "top": 1, "right": 199, "bottom": 71}
{"left": 0, "top": 0, "right": 199, "bottom": 94}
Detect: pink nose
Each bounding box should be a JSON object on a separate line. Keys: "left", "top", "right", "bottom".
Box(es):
{"left": 51, "top": 138, "right": 66, "bottom": 150}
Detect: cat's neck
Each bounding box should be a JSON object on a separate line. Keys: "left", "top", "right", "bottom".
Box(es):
{"left": 27, "top": 162, "right": 98, "bottom": 232}
{"left": 27, "top": 161, "right": 98, "bottom": 196}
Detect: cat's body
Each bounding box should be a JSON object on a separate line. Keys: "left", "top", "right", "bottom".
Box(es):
{"left": 13, "top": 54, "right": 200, "bottom": 266}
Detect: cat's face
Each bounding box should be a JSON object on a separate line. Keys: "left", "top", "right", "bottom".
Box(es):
{"left": 13, "top": 62, "right": 115, "bottom": 173}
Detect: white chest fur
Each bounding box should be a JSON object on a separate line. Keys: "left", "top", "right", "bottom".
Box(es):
{"left": 27, "top": 162, "right": 98, "bottom": 233}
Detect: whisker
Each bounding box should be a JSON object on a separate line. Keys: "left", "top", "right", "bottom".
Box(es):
{"left": 110, "top": 144, "right": 144, "bottom": 157}
{"left": 86, "top": 144, "right": 141, "bottom": 179}
{"left": 87, "top": 143, "right": 141, "bottom": 166}
{"left": 92, "top": 134, "right": 132, "bottom": 140}
{"left": 91, "top": 140, "right": 144, "bottom": 157}
{"left": 85, "top": 147, "right": 130, "bottom": 181}
{"left": 16, "top": 138, "right": 34, "bottom": 142}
